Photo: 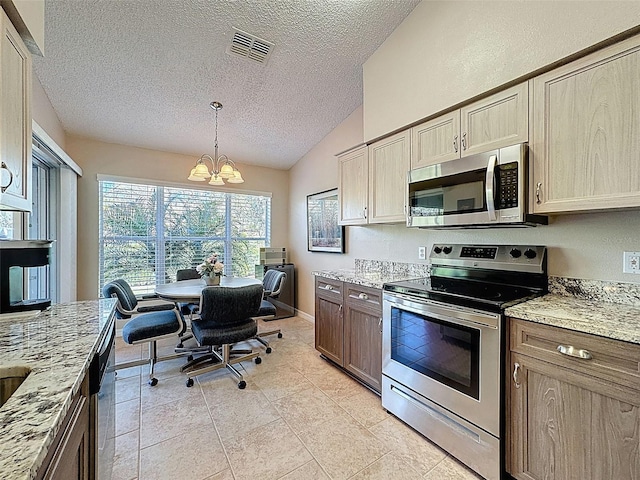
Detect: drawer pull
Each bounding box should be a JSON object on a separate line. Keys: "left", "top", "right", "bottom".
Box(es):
{"left": 557, "top": 345, "right": 592, "bottom": 360}
{"left": 0, "top": 162, "right": 14, "bottom": 193}
{"left": 513, "top": 362, "right": 521, "bottom": 389}
{"left": 358, "top": 293, "right": 368, "bottom": 300}
{"left": 319, "top": 284, "right": 340, "bottom": 294}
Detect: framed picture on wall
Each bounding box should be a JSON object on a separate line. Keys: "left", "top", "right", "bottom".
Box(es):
{"left": 307, "top": 188, "right": 344, "bottom": 253}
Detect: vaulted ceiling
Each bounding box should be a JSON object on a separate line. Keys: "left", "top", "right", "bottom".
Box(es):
{"left": 33, "top": 0, "right": 420, "bottom": 170}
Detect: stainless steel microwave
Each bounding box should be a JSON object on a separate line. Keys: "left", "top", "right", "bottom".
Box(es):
{"left": 407, "top": 143, "right": 547, "bottom": 228}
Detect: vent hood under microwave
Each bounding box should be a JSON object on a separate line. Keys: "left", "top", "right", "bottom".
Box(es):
{"left": 406, "top": 143, "right": 547, "bottom": 228}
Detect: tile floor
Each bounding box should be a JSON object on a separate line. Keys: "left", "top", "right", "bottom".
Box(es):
{"left": 113, "top": 315, "right": 483, "bottom": 480}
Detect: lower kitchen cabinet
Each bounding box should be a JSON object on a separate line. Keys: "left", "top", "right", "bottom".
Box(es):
{"left": 507, "top": 318, "right": 640, "bottom": 480}
{"left": 315, "top": 276, "right": 383, "bottom": 392}
{"left": 36, "top": 375, "right": 90, "bottom": 480}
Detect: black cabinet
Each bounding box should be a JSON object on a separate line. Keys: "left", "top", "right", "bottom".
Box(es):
{"left": 255, "top": 263, "right": 295, "bottom": 319}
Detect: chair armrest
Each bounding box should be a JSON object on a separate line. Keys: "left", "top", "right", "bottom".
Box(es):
{"left": 137, "top": 303, "right": 176, "bottom": 313}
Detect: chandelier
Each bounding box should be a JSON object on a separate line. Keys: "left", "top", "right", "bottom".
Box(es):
{"left": 187, "top": 101, "right": 244, "bottom": 185}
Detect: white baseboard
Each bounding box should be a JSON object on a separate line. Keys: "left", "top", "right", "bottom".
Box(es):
{"left": 296, "top": 309, "right": 314, "bottom": 324}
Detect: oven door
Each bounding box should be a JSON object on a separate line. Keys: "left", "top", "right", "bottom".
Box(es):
{"left": 382, "top": 292, "right": 501, "bottom": 436}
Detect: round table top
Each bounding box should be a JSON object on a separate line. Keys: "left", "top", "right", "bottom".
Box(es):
{"left": 155, "top": 277, "right": 262, "bottom": 302}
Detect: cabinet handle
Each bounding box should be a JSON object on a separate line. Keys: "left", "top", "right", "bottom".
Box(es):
{"left": 363, "top": 206, "right": 367, "bottom": 219}
{"left": 513, "top": 362, "right": 521, "bottom": 389}
{"left": 557, "top": 345, "right": 593, "bottom": 360}
{"left": 339, "top": 304, "right": 343, "bottom": 317}
{"left": 0, "top": 162, "right": 14, "bottom": 193}
{"left": 358, "top": 293, "right": 368, "bottom": 300}
{"left": 461, "top": 132, "right": 467, "bottom": 150}
{"left": 453, "top": 135, "right": 458, "bottom": 153}
{"left": 319, "top": 285, "right": 340, "bottom": 294}
{"left": 536, "top": 182, "right": 542, "bottom": 204}
{"left": 379, "top": 317, "right": 383, "bottom": 334}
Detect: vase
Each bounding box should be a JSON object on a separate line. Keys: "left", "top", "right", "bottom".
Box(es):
{"left": 203, "top": 274, "right": 221, "bottom": 286}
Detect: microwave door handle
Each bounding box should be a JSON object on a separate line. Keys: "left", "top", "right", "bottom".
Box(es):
{"left": 485, "top": 154, "right": 497, "bottom": 221}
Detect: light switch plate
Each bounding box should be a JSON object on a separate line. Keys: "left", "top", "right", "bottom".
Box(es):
{"left": 623, "top": 251, "right": 640, "bottom": 274}
{"left": 418, "top": 246, "right": 426, "bottom": 260}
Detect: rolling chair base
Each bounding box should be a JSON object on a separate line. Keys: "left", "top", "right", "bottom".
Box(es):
{"left": 116, "top": 341, "right": 188, "bottom": 386}
{"left": 181, "top": 344, "right": 261, "bottom": 389}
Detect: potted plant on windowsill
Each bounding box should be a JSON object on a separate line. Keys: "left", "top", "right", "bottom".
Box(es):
{"left": 196, "top": 253, "right": 224, "bottom": 285}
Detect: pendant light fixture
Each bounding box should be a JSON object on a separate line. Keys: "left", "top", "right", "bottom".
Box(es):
{"left": 188, "top": 101, "right": 244, "bottom": 185}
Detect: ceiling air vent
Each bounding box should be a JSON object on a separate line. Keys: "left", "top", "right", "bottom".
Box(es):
{"left": 226, "top": 28, "right": 274, "bottom": 65}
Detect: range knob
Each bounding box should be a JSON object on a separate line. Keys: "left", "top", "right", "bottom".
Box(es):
{"left": 510, "top": 248, "right": 522, "bottom": 258}
{"left": 434, "top": 246, "right": 442, "bottom": 254}
{"left": 442, "top": 246, "right": 453, "bottom": 254}
{"left": 524, "top": 248, "right": 537, "bottom": 259}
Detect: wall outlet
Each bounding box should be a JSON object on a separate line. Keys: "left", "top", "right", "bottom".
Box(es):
{"left": 418, "top": 246, "right": 426, "bottom": 260}
{"left": 623, "top": 251, "right": 640, "bottom": 274}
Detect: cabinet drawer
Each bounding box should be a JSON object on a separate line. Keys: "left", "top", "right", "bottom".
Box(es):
{"left": 315, "top": 277, "right": 343, "bottom": 299}
{"left": 344, "top": 283, "right": 381, "bottom": 313}
{"left": 510, "top": 318, "right": 640, "bottom": 391}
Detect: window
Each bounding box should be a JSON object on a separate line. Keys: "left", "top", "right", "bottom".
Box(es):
{"left": 99, "top": 179, "right": 271, "bottom": 296}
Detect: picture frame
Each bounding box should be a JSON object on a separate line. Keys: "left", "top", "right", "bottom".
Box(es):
{"left": 307, "top": 188, "right": 344, "bottom": 253}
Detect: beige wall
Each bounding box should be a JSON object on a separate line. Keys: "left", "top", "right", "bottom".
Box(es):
{"left": 66, "top": 135, "right": 290, "bottom": 300}
{"left": 290, "top": 110, "right": 640, "bottom": 319}
{"left": 363, "top": 1, "right": 640, "bottom": 140}
{"left": 32, "top": 75, "right": 65, "bottom": 148}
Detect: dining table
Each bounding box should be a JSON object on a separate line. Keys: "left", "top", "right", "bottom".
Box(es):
{"left": 155, "top": 277, "right": 262, "bottom": 303}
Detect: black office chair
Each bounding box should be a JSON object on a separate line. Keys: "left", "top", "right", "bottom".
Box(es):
{"left": 253, "top": 270, "right": 286, "bottom": 353}
{"left": 182, "top": 284, "right": 264, "bottom": 389}
{"left": 102, "top": 279, "right": 187, "bottom": 386}
{"left": 174, "top": 268, "right": 201, "bottom": 352}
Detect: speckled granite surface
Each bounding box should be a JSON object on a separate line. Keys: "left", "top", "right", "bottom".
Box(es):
{"left": 0, "top": 299, "right": 116, "bottom": 480}
{"left": 312, "top": 260, "right": 429, "bottom": 289}
{"left": 507, "top": 278, "right": 640, "bottom": 345}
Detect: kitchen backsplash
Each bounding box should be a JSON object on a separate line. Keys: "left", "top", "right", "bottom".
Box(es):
{"left": 355, "top": 259, "right": 430, "bottom": 278}
{"left": 549, "top": 276, "right": 640, "bottom": 307}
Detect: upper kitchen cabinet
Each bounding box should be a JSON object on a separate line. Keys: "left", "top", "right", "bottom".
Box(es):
{"left": 368, "top": 130, "right": 410, "bottom": 224}
{"left": 0, "top": 7, "right": 31, "bottom": 212}
{"left": 338, "top": 131, "right": 410, "bottom": 226}
{"left": 531, "top": 34, "right": 640, "bottom": 214}
{"left": 338, "top": 145, "right": 368, "bottom": 225}
{"left": 411, "top": 83, "right": 528, "bottom": 169}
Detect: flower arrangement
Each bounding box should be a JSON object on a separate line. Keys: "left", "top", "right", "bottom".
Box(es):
{"left": 196, "top": 253, "right": 224, "bottom": 277}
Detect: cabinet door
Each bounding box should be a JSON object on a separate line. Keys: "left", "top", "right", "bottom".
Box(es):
{"left": 531, "top": 35, "right": 640, "bottom": 214}
{"left": 368, "top": 130, "right": 409, "bottom": 224}
{"left": 460, "top": 82, "right": 528, "bottom": 157}
{"left": 410, "top": 111, "right": 460, "bottom": 169}
{"left": 0, "top": 9, "right": 32, "bottom": 212}
{"left": 314, "top": 277, "right": 344, "bottom": 365}
{"left": 509, "top": 352, "right": 640, "bottom": 480}
{"left": 338, "top": 145, "right": 368, "bottom": 225}
{"left": 343, "top": 284, "right": 382, "bottom": 392}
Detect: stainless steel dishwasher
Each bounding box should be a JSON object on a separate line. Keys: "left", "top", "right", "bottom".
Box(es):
{"left": 89, "top": 313, "right": 116, "bottom": 480}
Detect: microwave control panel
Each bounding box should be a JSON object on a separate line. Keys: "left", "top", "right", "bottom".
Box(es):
{"left": 497, "top": 162, "right": 518, "bottom": 209}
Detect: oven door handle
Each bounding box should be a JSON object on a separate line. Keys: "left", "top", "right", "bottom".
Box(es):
{"left": 485, "top": 154, "right": 497, "bottom": 221}
{"left": 385, "top": 298, "right": 499, "bottom": 330}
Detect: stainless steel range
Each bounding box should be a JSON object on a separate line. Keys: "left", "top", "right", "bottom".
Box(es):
{"left": 382, "top": 244, "right": 547, "bottom": 480}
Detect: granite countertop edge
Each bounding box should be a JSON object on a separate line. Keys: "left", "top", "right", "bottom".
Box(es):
{"left": 505, "top": 294, "right": 640, "bottom": 345}
{"left": 0, "top": 299, "right": 117, "bottom": 480}
{"left": 311, "top": 269, "right": 423, "bottom": 289}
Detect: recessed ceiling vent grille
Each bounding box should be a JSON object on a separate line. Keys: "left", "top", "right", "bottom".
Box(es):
{"left": 226, "top": 28, "right": 274, "bottom": 65}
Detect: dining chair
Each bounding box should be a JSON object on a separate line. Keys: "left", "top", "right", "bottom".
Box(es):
{"left": 103, "top": 279, "right": 187, "bottom": 386}
{"left": 253, "top": 269, "right": 286, "bottom": 353}
{"left": 181, "top": 284, "right": 264, "bottom": 389}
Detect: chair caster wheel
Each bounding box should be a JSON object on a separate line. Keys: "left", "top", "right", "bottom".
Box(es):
{"left": 187, "top": 355, "right": 194, "bottom": 361}
{"left": 177, "top": 343, "right": 184, "bottom": 348}
{"left": 277, "top": 333, "right": 283, "bottom": 338}
{"left": 186, "top": 378, "right": 194, "bottom": 388}
{"left": 238, "top": 380, "right": 247, "bottom": 389}
{"left": 149, "top": 378, "right": 158, "bottom": 386}
{"left": 255, "top": 357, "right": 262, "bottom": 364}
{"left": 265, "top": 347, "right": 272, "bottom": 354}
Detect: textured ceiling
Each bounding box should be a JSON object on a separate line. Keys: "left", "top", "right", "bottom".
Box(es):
{"left": 33, "top": 0, "right": 420, "bottom": 170}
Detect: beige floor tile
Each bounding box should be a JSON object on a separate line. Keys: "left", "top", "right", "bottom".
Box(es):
{"left": 279, "top": 459, "right": 330, "bottom": 479}
{"left": 201, "top": 376, "right": 282, "bottom": 443}
{"left": 297, "top": 413, "right": 389, "bottom": 480}
{"left": 204, "top": 470, "right": 235, "bottom": 480}
{"left": 116, "top": 338, "right": 143, "bottom": 363}
{"left": 424, "top": 456, "right": 484, "bottom": 479}
{"left": 140, "top": 396, "right": 211, "bottom": 448}
{"left": 338, "top": 389, "right": 388, "bottom": 428}
{"left": 289, "top": 349, "right": 333, "bottom": 377}
{"left": 115, "top": 398, "right": 140, "bottom": 436}
{"left": 271, "top": 386, "right": 349, "bottom": 434}
{"left": 112, "top": 430, "right": 139, "bottom": 480}
{"left": 369, "top": 416, "right": 446, "bottom": 476}
{"left": 251, "top": 364, "right": 314, "bottom": 401}
{"left": 225, "top": 418, "right": 312, "bottom": 480}
{"left": 303, "top": 364, "right": 364, "bottom": 401}
{"left": 350, "top": 452, "right": 422, "bottom": 479}
{"left": 116, "top": 375, "right": 141, "bottom": 404}
{"left": 139, "top": 427, "right": 228, "bottom": 480}
{"left": 140, "top": 367, "right": 203, "bottom": 408}
{"left": 116, "top": 365, "right": 142, "bottom": 380}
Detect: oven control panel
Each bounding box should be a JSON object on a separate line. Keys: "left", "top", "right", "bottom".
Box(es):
{"left": 430, "top": 244, "right": 546, "bottom": 273}
{"left": 460, "top": 246, "right": 497, "bottom": 259}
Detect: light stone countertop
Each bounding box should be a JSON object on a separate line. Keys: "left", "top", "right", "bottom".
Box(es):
{"left": 505, "top": 294, "right": 640, "bottom": 345}
{"left": 0, "top": 299, "right": 117, "bottom": 480}
{"left": 311, "top": 269, "right": 425, "bottom": 290}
